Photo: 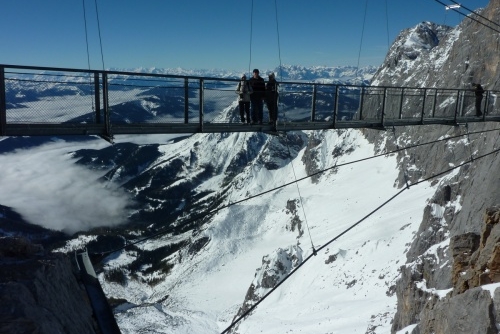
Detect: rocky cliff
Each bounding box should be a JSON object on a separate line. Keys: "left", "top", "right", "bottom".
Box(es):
{"left": 0, "top": 237, "right": 99, "bottom": 334}
{"left": 364, "top": 1, "right": 500, "bottom": 332}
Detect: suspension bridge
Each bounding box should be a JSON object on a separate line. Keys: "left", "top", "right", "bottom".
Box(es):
{"left": 1, "top": 64, "right": 499, "bottom": 140}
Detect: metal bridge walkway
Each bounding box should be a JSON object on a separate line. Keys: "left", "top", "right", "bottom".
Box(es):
{"left": 1, "top": 64, "right": 499, "bottom": 138}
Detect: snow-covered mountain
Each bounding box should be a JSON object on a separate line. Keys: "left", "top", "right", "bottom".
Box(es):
{"left": 110, "top": 64, "right": 377, "bottom": 83}
{"left": 3, "top": 1, "right": 500, "bottom": 333}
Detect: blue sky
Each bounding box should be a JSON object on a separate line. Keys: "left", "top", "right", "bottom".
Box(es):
{"left": 0, "top": 0, "right": 489, "bottom": 72}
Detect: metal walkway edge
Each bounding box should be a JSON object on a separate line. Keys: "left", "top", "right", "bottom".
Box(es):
{"left": 75, "top": 250, "right": 121, "bottom": 334}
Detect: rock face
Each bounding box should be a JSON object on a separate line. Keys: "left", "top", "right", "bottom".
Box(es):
{"left": 363, "top": 1, "right": 500, "bottom": 332}
{"left": 0, "top": 237, "right": 98, "bottom": 334}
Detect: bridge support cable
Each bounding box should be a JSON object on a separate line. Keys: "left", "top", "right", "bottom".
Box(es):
{"left": 448, "top": 0, "right": 500, "bottom": 30}
{"left": 465, "top": 123, "right": 475, "bottom": 162}
{"left": 94, "top": 127, "right": 500, "bottom": 262}
{"left": 355, "top": 0, "right": 369, "bottom": 84}
{"left": 284, "top": 134, "right": 316, "bottom": 254}
{"left": 82, "top": 0, "right": 96, "bottom": 121}
{"left": 431, "top": 0, "right": 500, "bottom": 34}
{"left": 392, "top": 126, "right": 411, "bottom": 189}
{"left": 93, "top": 0, "right": 106, "bottom": 70}
{"left": 248, "top": 0, "right": 254, "bottom": 74}
{"left": 221, "top": 142, "right": 500, "bottom": 334}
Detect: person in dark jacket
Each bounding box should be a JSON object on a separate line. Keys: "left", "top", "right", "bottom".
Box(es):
{"left": 472, "top": 83, "right": 484, "bottom": 116}
{"left": 235, "top": 74, "right": 252, "bottom": 123}
{"left": 265, "top": 72, "right": 278, "bottom": 125}
{"left": 249, "top": 69, "right": 266, "bottom": 124}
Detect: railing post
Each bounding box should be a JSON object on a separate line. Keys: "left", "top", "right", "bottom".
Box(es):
{"left": 0, "top": 66, "right": 6, "bottom": 136}
{"left": 420, "top": 88, "right": 427, "bottom": 124}
{"left": 431, "top": 89, "right": 438, "bottom": 118}
{"left": 184, "top": 77, "right": 189, "bottom": 124}
{"left": 102, "top": 72, "right": 111, "bottom": 138}
{"left": 333, "top": 85, "right": 339, "bottom": 128}
{"left": 454, "top": 90, "right": 460, "bottom": 122}
{"left": 381, "top": 87, "right": 386, "bottom": 127}
{"left": 311, "top": 84, "right": 317, "bottom": 122}
{"left": 199, "top": 79, "right": 204, "bottom": 132}
{"left": 483, "top": 90, "right": 489, "bottom": 119}
{"left": 94, "top": 72, "right": 101, "bottom": 124}
{"left": 358, "top": 86, "right": 364, "bottom": 120}
{"left": 398, "top": 87, "right": 404, "bottom": 119}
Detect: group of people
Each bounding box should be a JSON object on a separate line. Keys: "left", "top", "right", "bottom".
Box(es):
{"left": 235, "top": 69, "right": 278, "bottom": 126}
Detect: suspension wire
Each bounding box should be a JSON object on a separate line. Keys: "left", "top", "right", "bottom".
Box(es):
{"left": 448, "top": 0, "right": 500, "bottom": 29}
{"left": 465, "top": 123, "right": 475, "bottom": 162}
{"left": 431, "top": 0, "right": 500, "bottom": 34}
{"left": 385, "top": 0, "right": 391, "bottom": 50}
{"left": 274, "top": 0, "right": 283, "bottom": 80}
{"left": 392, "top": 126, "right": 411, "bottom": 189}
{"left": 93, "top": 0, "right": 106, "bottom": 70}
{"left": 221, "top": 144, "right": 500, "bottom": 334}
{"left": 355, "top": 0, "right": 369, "bottom": 84}
{"left": 285, "top": 135, "right": 316, "bottom": 253}
{"left": 95, "top": 126, "right": 500, "bottom": 259}
{"left": 82, "top": 0, "right": 95, "bottom": 116}
{"left": 248, "top": 0, "right": 254, "bottom": 74}
{"left": 82, "top": 0, "right": 92, "bottom": 72}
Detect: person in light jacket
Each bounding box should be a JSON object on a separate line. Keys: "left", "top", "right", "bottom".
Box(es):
{"left": 236, "top": 74, "right": 253, "bottom": 123}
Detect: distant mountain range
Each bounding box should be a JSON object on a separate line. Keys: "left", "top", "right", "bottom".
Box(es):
{"left": 110, "top": 64, "right": 377, "bottom": 83}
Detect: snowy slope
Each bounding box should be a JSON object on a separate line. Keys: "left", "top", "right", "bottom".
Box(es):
{"left": 94, "top": 129, "right": 436, "bottom": 334}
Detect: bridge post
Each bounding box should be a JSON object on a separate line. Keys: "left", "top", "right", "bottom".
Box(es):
{"left": 454, "top": 90, "right": 460, "bottom": 122}
{"left": 102, "top": 72, "right": 112, "bottom": 139}
{"left": 431, "top": 89, "right": 438, "bottom": 118}
{"left": 358, "top": 86, "right": 365, "bottom": 121}
{"left": 184, "top": 77, "right": 189, "bottom": 124}
{"left": 333, "top": 85, "right": 339, "bottom": 128}
{"left": 0, "top": 66, "right": 5, "bottom": 136}
{"left": 398, "top": 88, "right": 404, "bottom": 119}
{"left": 483, "top": 90, "right": 489, "bottom": 119}
{"left": 420, "top": 88, "right": 427, "bottom": 124}
{"left": 311, "top": 84, "right": 317, "bottom": 121}
{"left": 381, "top": 87, "right": 386, "bottom": 127}
{"left": 199, "top": 79, "right": 204, "bottom": 132}
{"left": 94, "top": 72, "right": 101, "bottom": 124}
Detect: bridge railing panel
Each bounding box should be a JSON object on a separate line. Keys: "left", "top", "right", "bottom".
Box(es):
{"left": 313, "top": 85, "right": 336, "bottom": 122}
{"left": 106, "top": 74, "right": 190, "bottom": 124}
{"left": 4, "top": 69, "right": 98, "bottom": 124}
{"left": 357, "top": 86, "right": 385, "bottom": 121}
{"left": 486, "top": 91, "right": 500, "bottom": 116}
{"left": 202, "top": 80, "right": 239, "bottom": 124}
{"left": 432, "top": 89, "right": 459, "bottom": 118}
{"left": 278, "top": 82, "right": 315, "bottom": 122}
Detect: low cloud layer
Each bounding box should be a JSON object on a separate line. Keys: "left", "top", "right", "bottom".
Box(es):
{"left": 0, "top": 139, "right": 134, "bottom": 234}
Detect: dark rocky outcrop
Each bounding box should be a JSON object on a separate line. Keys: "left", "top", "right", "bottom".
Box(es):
{"left": 0, "top": 237, "right": 98, "bottom": 334}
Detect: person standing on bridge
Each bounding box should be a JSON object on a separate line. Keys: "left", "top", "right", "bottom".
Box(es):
{"left": 236, "top": 74, "right": 253, "bottom": 124}
{"left": 472, "top": 83, "right": 485, "bottom": 117}
{"left": 266, "top": 72, "right": 279, "bottom": 127}
{"left": 249, "top": 69, "right": 265, "bottom": 124}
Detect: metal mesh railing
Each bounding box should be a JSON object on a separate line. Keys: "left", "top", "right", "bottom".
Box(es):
{"left": 5, "top": 70, "right": 98, "bottom": 124}
{"left": 1, "top": 65, "right": 499, "bottom": 135}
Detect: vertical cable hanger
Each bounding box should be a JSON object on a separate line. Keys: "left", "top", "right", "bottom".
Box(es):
{"left": 82, "top": 0, "right": 95, "bottom": 117}
{"left": 248, "top": 0, "right": 254, "bottom": 74}
{"left": 93, "top": 0, "right": 106, "bottom": 71}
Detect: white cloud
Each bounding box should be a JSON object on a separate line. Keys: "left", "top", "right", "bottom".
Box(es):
{"left": 0, "top": 138, "right": 134, "bottom": 234}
